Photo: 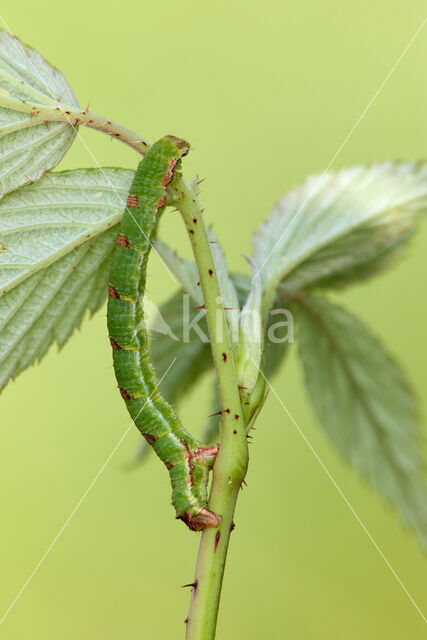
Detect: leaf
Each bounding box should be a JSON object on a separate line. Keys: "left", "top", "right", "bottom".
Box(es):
{"left": 155, "top": 240, "right": 202, "bottom": 305}
{"left": 0, "top": 30, "right": 79, "bottom": 197}
{"left": 263, "top": 302, "right": 292, "bottom": 379}
{"left": 0, "top": 167, "right": 133, "bottom": 295}
{"left": 296, "top": 294, "right": 427, "bottom": 546}
{"left": 237, "top": 263, "right": 262, "bottom": 391}
{"left": 0, "top": 168, "right": 133, "bottom": 390}
{"left": 252, "top": 162, "right": 427, "bottom": 307}
{"left": 149, "top": 270, "right": 251, "bottom": 424}
{"left": 157, "top": 229, "right": 240, "bottom": 344}
{"left": 230, "top": 271, "right": 291, "bottom": 379}
{"left": 149, "top": 288, "right": 212, "bottom": 406}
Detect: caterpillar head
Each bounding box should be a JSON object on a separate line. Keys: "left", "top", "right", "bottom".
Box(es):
{"left": 164, "top": 134, "right": 191, "bottom": 158}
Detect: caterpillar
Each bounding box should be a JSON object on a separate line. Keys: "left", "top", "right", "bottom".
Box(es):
{"left": 107, "top": 135, "right": 220, "bottom": 531}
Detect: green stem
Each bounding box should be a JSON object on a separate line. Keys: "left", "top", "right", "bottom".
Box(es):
{"left": 173, "top": 178, "right": 249, "bottom": 640}
{"left": 0, "top": 94, "right": 150, "bottom": 155}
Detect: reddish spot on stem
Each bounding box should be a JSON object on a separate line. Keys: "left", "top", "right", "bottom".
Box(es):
{"left": 214, "top": 530, "right": 221, "bottom": 553}
{"left": 234, "top": 414, "right": 239, "bottom": 420}
{"left": 222, "top": 352, "right": 227, "bottom": 362}
{"left": 208, "top": 269, "right": 213, "bottom": 276}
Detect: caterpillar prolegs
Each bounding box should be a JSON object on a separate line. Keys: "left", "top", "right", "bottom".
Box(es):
{"left": 107, "top": 136, "right": 220, "bottom": 531}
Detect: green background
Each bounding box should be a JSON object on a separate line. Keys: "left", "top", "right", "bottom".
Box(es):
{"left": 0, "top": 1, "right": 426, "bottom": 638}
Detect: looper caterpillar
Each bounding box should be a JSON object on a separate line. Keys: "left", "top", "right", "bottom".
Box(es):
{"left": 107, "top": 136, "right": 220, "bottom": 531}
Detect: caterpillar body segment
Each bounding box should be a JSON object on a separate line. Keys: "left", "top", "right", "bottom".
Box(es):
{"left": 107, "top": 136, "right": 220, "bottom": 531}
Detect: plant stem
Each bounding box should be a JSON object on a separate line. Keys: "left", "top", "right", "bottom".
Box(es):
{"left": 173, "top": 178, "right": 249, "bottom": 640}
{"left": 0, "top": 94, "right": 150, "bottom": 155}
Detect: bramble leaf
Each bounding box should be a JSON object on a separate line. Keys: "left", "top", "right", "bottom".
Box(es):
{"left": 0, "top": 31, "right": 79, "bottom": 197}
{"left": 150, "top": 288, "right": 211, "bottom": 406}
{"left": 253, "top": 162, "right": 427, "bottom": 309}
{"left": 155, "top": 240, "right": 202, "bottom": 305}
{"left": 0, "top": 168, "right": 133, "bottom": 390}
{"left": 296, "top": 294, "right": 427, "bottom": 546}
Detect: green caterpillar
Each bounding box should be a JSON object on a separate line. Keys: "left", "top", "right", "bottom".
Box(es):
{"left": 107, "top": 135, "right": 220, "bottom": 531}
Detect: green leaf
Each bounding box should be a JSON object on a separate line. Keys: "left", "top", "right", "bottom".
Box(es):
{"left": 0, "top": 168, "right": 133, "bottom": 390}
{"left": 155, "top": 240, "right": 202, "bottom": 305}
{"left": 157, "top": 228, "right": 240, "bottom": 345}
{"left": 296, "top": 294, "right": 427, "bottom": 546}
{"left": 149, "top": 269, "right": 250, "bottom": 429}
{"left": 263, "top": 302, "right": 292, "bottom": 379}
{"left": 150, "top": 288, "right": 212, "bottom": 406}
{"left": 0, "top": 31, "right": 79, "bottom": 197}
{"left": 0, "top": 168, "right": 133, "bottom": 295}
{"left": 253, "top": 162, "right": 427, "bottom": 306}
{"left": 237, "top": 264, "right": 262, "bottom": 391}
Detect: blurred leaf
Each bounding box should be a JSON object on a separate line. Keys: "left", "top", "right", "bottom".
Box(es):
{"left": 0, "top": 31, "right": 79, "bottom": 197}
{"left": 238, "top": 264, "right": 262, "bottom": 391}
{"left": 252, "top": 162, "right": 427, "bottom": 307}
{"left": 0, "top": 168, "right": 133, "bottom": 390}
{"left": 155, "top": 239, "right": 202, "bottom": 305}
{"left": 149, "top": 271, "right": 250, "bottom": 435}
{"left": 281, "top": 223, "right": 415, "bottom": 292}
{"left": 150, "top": 288, "right": 212, "bottom": 406}
{"left": 296, "top": 294, "right": 427, "bottom": 546}
{"left": 263, "top": 302, "right": 292, "bottom": 379}
{"left": 157, "top": 228, "right": 240, "bottom": 345}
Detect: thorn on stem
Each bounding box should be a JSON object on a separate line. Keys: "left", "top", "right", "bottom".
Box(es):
{"left": 182, "top": 580, "right": 198, "bottom": 592}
